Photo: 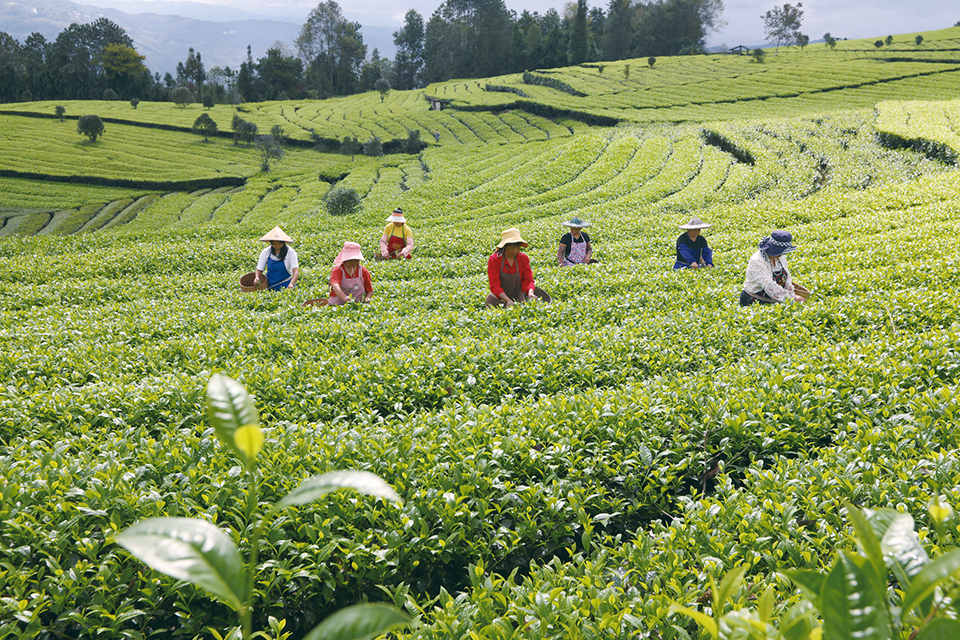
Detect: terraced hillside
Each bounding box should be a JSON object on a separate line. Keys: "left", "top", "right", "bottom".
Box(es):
{"left": 1, "top": 28, "right": 960, "bottom": 640}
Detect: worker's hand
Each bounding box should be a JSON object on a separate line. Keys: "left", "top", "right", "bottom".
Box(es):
{"left": 691, "top": 262, "right": 699, "bottom": 268}
{"left": 705, "top": 263, "right": 714, "bottom": 268}
{"left": 253, "top": 276, "right": 260, "bottom": 284}
{"left": 527, "top": 290, "right": 535, "bottom": 300}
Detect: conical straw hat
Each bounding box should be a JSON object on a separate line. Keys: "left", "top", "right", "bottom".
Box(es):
{"left": 259, "top": 226, "right": 293, "bottom": 243}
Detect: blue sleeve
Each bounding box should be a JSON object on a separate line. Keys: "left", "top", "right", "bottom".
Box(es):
{"left": 702, "top": 244, "right": 713, "bottom": 264}
{"left": 677, "top": 242, "right": 698, "bottom": 264}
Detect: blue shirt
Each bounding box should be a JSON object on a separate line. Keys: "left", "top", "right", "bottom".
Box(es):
{"left": 674, "top": 233, "right": 713, "bottom": 269}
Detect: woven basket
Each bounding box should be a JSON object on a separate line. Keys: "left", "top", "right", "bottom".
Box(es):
{"left": 239, "top": 272, "right": 267, "bottom": 292}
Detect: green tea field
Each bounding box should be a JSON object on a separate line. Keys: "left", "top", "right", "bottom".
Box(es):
{"left": 2, "top": 28, "right": 960, "bottom": 640}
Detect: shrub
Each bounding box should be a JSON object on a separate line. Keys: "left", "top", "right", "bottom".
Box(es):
{"left": 130, "top": 98, "right": 140, "bottom": 109}
{"left": 193, "top": 113, "right": 218, "bottom": 141}
{"left": 624, "top": 64, "right": 630, "bottom": 80}
{"left": 647, "top": 57, "right": 656, "bottom": 68}
{"left": 202, "top": 95, "right": 215, "bottom": 109}
{"left": 77, "top": 114, "right": 105, "bottom": 142}
{"left": 103, "top": 88, "right": 119, "bottom": 100}
{"left": 874, "top": 40, "right": 884, "bottom": 48}
{"left": 598, "top": 64, "right": 605, "bottom": 73}
{"left": 885, "top": 35, "right": 893, "bottom": 46}
{"left": 752, "top": 47, "right": 767, "bottom": 63}
{"left": 55, "top": 105, "right": 65, "bottom": 121}
{"left": 324, "top": 187, "right": 361, "bottom": 216}
{"left": 270, "top": 124, "right": 285, "bottom": 144}
{"left": 363, "top": 135, "right": 383, "bottom": 157}
{"left": 915, "top": 34, "right": 924, "bottom": 45}
{"left": 172, "top": 86, "right": 193, "bottom": 107}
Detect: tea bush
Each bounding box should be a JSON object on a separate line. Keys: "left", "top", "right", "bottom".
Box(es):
{"left": 3, "top": 34, "right": 960, "bottom": 639}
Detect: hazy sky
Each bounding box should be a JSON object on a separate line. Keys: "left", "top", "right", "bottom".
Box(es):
{"left": 115, "top": 0, "right": 960, "bottom": 48}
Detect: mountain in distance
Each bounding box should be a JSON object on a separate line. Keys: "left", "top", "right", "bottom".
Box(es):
{"left": 2, "top": 0, "right": 398, "bottom": 77}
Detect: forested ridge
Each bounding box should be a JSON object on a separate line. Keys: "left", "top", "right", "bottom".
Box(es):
{"left": 0, "top": 0, "right": 723, "bottom": 103}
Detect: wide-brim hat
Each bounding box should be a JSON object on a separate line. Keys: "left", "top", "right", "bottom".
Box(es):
{"left": 562, "top": 216, "right": 591, "bottom": 228}
{"left": 334, "top": 241, "right": 365, "bottom": 267}
{"left": 759, "top": 230, "right": 796, "bottom": 256}
{"left": 386, "top": 207, "right": 406, "bottom": 224}
{"left": 497, "top": 227, "right": 529, "bottom": 248}
{"left": 679, "top": 216, "right": 712, "bottom": 230}
{"left": 259, "top": 226, "right": 293, "bottom": 243}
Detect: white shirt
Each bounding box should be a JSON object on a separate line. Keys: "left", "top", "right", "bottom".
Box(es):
{"left": 742, "top": 250, "right": 795, "bottom": 302}
{"left": 257, "top": 245, "right": 299, "bottom": 273}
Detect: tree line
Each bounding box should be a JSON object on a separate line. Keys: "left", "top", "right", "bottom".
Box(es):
{"left": 0, "top": 0, "right": 725, "bottom": 104}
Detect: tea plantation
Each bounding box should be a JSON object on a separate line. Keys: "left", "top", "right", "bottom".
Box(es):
{"left": 2, "top": 27, "right": 960, "bottom": 640}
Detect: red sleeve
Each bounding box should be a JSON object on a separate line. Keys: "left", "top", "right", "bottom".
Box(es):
{"left": 329, "top": 266, "right": 341, "bottom": 295}
{"left": 487, "top": 252, "right": 504, "bottom": 297}
{"left": 362, "top": 266, "right": 373, "bottom": 293}
{"left": 520, "top": 253, "right": 535, "bottom": 293}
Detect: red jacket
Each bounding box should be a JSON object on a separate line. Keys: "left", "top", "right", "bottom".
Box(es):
{"left": 487, "top": 251, "right": 534, "bottom": 298}
{"left": 329, "top": 264, "right": 372, "bottom": 297}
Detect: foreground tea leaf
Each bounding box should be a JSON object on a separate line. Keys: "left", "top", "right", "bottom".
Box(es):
{"left": 821, "top": 552, "right": 889, "bottom": 640}
{"left": 234, "top": 424, "right": 264, "bottom": 464}
{"left": 901, "top": 549, "right": 960, "bottom": 616}
{"left": 113, "top": 517, "right": 245, "bottom": 611}
{"left": 301, "top": 603, "right": 411, "bottom": 640}
{"left": 206, "top": 373, "right": 260, "bottom": 469}
{"left": 276, "top": 470, "right": 401, "bottom": 509}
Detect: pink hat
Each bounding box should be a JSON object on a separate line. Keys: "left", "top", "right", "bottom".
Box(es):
{"left": 333, "top": 241, "right": 365, "bottom": 267}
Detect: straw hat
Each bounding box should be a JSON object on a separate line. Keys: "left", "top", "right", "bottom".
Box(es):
{"left": 259, "top": 226, "right": 293, "bottom": 243}
{"left": 561, "top": 216, "right": 592, "bottom": 228}
{"left": 496, "top": 228, "right": 529, "bottom": 248}
{"left": 758, "top": 230, "right": 797, "bottom": 256}
{"left": 386, "top": 207, "right": 406, "bottom": 224}
{"left": 334, "top": 241, "right": 365, "bottom": 266}
{"left": 679, "top": 217, "right": 712, "bottom": 230}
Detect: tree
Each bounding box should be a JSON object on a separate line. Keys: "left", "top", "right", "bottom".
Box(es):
{"left": 258, "top": 47, "right": 304, "bottom": 100}
{"left": 193, "top": 112, "right": 217, "bottom": 141}
{"left": 178, "top": 47, "right": 206, "bottom": 96}
{"left": 915, "top": 34, "right": 924, "bottom": 46}
{"left": 130, "top": 97, "right": 139, "bottom": 108}
{"left": 762, "top": 2, "right": 803, "bottom": 53}
{"left": 568, "top": 0, "right": 588, "bottom": 65}
{"left": 256, "top": 134, "right": 284, "bottom": 171}
{"left": 340, "top": 135, "right": 361, "bottom": 159}
{"left": 202, "top": 95, "right": 215, "bottom": 108}
{"left": 796, "top": 33, "right": 809, "bottom": 49}
{"left": 602, "top": 0, "right": 635, "bottom": 61}
{"left": 297, "top": 1, "right": 366, "bottom": 96}
{"left": 402, "top": 129, "right": 422, "bottom": 154}
{"left": 100, "top": 42, "right": 147, "bottom": 97}
{"left": 885, "top": 35, "right": 893, "bottom": 46}
{"left": 48, "top": 18, "right": 135, "bottom": 99}
{"left": 270, "top": 124, "right": 285, "bottom": 144}
{"left": 363, "top": 135, "right": 383, "bottom": 157}
{"left": 374, "top": 76, "right": 390, "bottom": 102}
{"left": 55, "top": 105, "right": 65, "bottom": 120}
{"left": 393, "top": 10, "right": 425, "bottom": 89}
{"left": 823, "top": 32, "right": 837, "bottom": 49}
{"left": 648, "top": 56, "right": 656, "bottom": 67}
{"left": 624, "top": 63, "right": 630, "bottom": 79}
{"left": 237, "top": 120, "right": 258, "bottom": 145}
{"left": 752, "top": 47, "right": 766, "bottom": 63}
{"left": 77, "top": 114, "right": 105, "bottom": 141}
{"left": 874, "top": 40, "right": 883, "bottom": 49}
{"left": 172, "top": 86, "right": 193, "bottom": 107}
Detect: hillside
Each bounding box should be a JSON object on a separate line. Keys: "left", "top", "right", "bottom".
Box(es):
{"left": 1, "top": 30, "right": 960, "bottom": 639}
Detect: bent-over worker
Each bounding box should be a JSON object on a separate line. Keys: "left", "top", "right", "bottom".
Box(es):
{"left": 254, "top": 226, "right": 299, "bottom": 290}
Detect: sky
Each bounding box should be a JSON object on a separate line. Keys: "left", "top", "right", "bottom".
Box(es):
{"left": 103, "top": 0, "right": 960, "bottom": 49}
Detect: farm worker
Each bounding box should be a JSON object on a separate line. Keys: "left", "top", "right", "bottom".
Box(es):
{"left": 329, "top": 241, "right": 373, "bottom": 305}
{"left": 739, "top": 230, "right": 810, "bottom": 306}
{"left": 486, "top": 228, "right": 550, "bottom": 307}
{"left": 557, "top": 216, "right": 594, "bottom": 266}
{"left": 254, "top": 226, "right": 299, "bottom": 290}
{"left": 376, "top": 208, "right": 414, "bottom": 260}
{"left": 674, "top": 217, "right": 714, "bottom": 269}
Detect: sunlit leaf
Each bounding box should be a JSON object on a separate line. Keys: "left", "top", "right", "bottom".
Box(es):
{"left": 113, "top": 517, "right": 245, "bottom": 611}
{"left": 276, "top": 470, "right": 401, "bottom": 509}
